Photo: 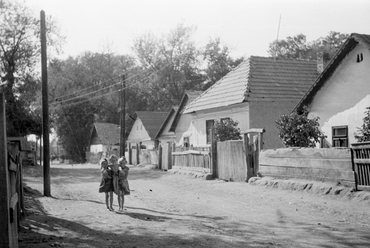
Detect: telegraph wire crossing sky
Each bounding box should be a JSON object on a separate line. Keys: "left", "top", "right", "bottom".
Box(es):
{"left": 26, "top": 0, "right": 370, "bottom": 59}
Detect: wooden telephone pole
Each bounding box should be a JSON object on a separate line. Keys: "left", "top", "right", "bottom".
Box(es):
{"left": 40, "top": 11, "right": 51, "bottom": 196}
{"left": 120, "top": 74, "right": 126, "bottom": 157}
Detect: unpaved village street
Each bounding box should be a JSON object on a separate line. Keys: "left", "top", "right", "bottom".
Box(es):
{"left": 19, "top": 163, "right": 370, "bottom": 248}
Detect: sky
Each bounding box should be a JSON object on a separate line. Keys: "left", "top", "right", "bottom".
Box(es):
{"left": 25, "top": 0, "right": 370, "bottom": 59}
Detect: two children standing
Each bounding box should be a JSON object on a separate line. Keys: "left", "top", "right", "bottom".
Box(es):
{"left": 99, "top": 154, "right": 130, "bottom": 211}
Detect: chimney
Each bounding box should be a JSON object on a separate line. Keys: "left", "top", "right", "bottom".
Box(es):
{"left": 317, "top": 51, "right": 324, "bottom": 74}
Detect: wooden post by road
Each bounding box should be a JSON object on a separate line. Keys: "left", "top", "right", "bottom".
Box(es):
{"left": 210, "top": 128, "right": 217, "bottom": 179}
{"left": 0, "top": 93, "right": 12, "bottom": 247}
{"left": 120, "top": 74, "right": 126, "bottom": 157}
{"left": 40, "top": 10, "right": 51, "bottom": 196}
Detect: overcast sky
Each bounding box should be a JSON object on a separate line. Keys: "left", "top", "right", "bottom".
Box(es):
{"left": 26, "top": 0, "right": 370, "bottom": 59}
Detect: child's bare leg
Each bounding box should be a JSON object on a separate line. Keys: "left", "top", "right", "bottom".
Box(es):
{"left": 118, "top": 194, "right": 122, "bottom": 210}
{"left": 105, "top": 193, "right": 110, "bottom": 210}
{"left": 121, "top": 194, "right": 125, "bottom": 209}
{"left": 109, "top": 191, "right": 114, "bottom": 210}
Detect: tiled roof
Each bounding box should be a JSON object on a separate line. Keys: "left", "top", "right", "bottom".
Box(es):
{"left": 136, "top": 111, "right": 168, "bottom": 139}
{"left": 93, "top": 123, "right": 120, "bottom": 145}
{"left": 295, "top": 33, "right": 370, "bottom": 112}
{"left": 184, "top": 56, "right": 319, "bottom": 113}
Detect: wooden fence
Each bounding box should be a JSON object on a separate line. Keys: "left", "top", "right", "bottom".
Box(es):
{"left": 351, "top": 142, "right": 370, "bottom": 191}
{"left": 171, "top": 146, "right": 211, "bottom": 173}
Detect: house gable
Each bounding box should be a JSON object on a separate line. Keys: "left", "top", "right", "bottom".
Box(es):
{"left": 293, "top": 34, "right": 370, "bottom": 146}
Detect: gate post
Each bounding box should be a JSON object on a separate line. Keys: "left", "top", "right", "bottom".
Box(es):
{"left": 210, "top": 128, "right": 217, "bottom": 178}
{"left": 242, "top": 128, "right": 265, "bottom": 182}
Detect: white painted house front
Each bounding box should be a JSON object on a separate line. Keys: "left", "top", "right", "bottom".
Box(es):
{"left": 127, "top": 111, "right": 168, "bottom": 150}
{"left": 295, "top": 33, "right": 370, "bottom": 147}
{"left": 184, "top": 56, "right": 319, "bottom": 149}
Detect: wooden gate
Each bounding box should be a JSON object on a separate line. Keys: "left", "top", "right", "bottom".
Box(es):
{"left": 351, "top": 142, "right": 370, "bottom": 191}
{"left": 216, "top": 140, "right": 246, "bottom": 181}
{"left": 243, "top": 128, "right": 265, "bottom": 182}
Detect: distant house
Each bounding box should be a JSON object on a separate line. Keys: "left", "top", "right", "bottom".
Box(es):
{"left": 156, "top": 106, "right": 179, "bottom": 146}
{"left": 183, "top": 56, "right": 320, "bottom": 149}
{"left": 89, "top": 122, "right": 120, "bottom": 154}
{"left": 168, "top": 91, "right": 203, "bottom": 148}
{"left": 127, "top": 111, "right": 168, "bottom": 149}
{"left": 294, "top": 33, "right": 370, "bottom": 148}
{"left": 8, "top": 137, "right": 36, "bottom": 166}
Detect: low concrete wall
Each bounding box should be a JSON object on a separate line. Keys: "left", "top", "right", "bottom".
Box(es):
{"left": 259, "top": 148, "right": 355, "bottom": 186}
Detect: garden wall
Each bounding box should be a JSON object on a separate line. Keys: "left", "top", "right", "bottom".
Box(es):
{"left": 259, "top": 148, "right": 355, "bottom": 186}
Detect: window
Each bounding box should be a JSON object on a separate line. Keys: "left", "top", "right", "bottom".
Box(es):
{"left": 332, "top": 126, "right": 348, "bottom": 147}
{"left": 206, "top": 120, "right": 215, "bottom": 144}
{"left": 183, "top": 137, "right": 189, "bottom": 149}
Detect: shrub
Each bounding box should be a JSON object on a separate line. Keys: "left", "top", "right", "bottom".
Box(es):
{"left": 355, "top": 107, "right": 370, "bottom": 142}
{"left": 275, "top": 107, "right": 323, "bottom": 147}
{"left": 214, "top": 118, "right": 242, "bottom": 142}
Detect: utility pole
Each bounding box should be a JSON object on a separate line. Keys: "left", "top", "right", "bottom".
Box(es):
{"left": 40, "top": 11, "right": 51, "bottom": 196}
{"left": 120, "top": 74, "right": 126, "bottom": 157}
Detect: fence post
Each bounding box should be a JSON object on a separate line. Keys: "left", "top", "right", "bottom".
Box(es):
{"left": 210, "top": 128, "right": 217, "bottom": 178}
{"left": 136, "top": 143, "right": 140, "bottom": 165}
{"left": 128, "top": 143, "right": 132, "bottom": 164}
{"left": 158, "top": 145, "right": 162, "bottom": 170}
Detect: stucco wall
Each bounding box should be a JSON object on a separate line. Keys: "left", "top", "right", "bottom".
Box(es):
{"left": 127, "top": 119, "right": 151, "bottom": 144}
{"left": 308, "top": 45, "right": 370, "bottom": 146}
{"left": 259, "top": 148, "right": 354, "bottom": 186}
{"left": 174, "top": 113, "right": 192, "bottom": 146}
{"left": 249, "top": 101, "right": 295, "bottom": 149}
{"left": 186, "top": 103, "right": 249, "bottom": 147}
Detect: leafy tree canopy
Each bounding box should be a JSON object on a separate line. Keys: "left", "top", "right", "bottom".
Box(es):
{"left": 268, "top": 31, "right": 349, "bottom": 63}
{"left": 0, "top": 0, "right": 63, "bottom": 136}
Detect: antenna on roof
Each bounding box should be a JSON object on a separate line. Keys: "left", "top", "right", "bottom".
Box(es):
{"left": 274, "top": 14, "right": 282, "bottom": 59}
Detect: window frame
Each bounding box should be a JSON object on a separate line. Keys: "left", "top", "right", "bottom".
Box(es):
{"left": 332, "top": 125, "right": 348, "bottom": 147}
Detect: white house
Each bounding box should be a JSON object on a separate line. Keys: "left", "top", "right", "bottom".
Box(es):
{"left": 294, "top": 33, "right": 370, "bottom": 147}
{"left": 183, "top": 56, "right": 320, "bottom": 149}
{"left": 89, "top": 122, "right": 120, "bottom": 153}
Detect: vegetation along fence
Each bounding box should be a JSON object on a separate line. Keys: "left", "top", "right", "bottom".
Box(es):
{"left": 351, "top": 142, "right": 370, "bottom": 191}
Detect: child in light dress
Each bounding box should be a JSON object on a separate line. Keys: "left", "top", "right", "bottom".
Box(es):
{"left": 117, "top": 156, "right": 130, "bottom": 211}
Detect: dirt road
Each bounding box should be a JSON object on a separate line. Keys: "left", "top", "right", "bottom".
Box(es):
{"left": 19, "top": 163, "right": 370, "bottom": 248}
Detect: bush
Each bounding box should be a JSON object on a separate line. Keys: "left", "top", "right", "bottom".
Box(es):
{"left": 275, "top": 107, "right": 323, "bottom": 147}
{"left": 355, "top": 107, "right": 370, "bottom": 142}
{"left": 214, "top": 118, "right": 242, "bottom": 142}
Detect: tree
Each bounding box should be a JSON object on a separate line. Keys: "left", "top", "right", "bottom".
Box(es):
{"left": 214, "top": 118, "right": 241, "bottom": 142}
{"left": 54, "top": 99, "right": 95, "bottom": 163}
{"left": 0, "top": 0, "right": 63, "bottom": 136}
{"left": 202, "top": 37, "right": 243, "bottom": 90}
{"left": 268, "top": 31, "right": 349, "bottom": 63}
{"left": 48, "top": 52, "right": 137, "bottom": 160}
{"left": 133, "top": 23, "right": 204, "bottom": 111}
{"left": 275, "top": 107, "right": 323, "bottom": 147}
{"left": 355, "top": 107, "right": 370, "bottom": 142}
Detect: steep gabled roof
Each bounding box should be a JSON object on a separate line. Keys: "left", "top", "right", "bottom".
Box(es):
{"left": 156, "top": 106, "right": 179, "bottom": 138}
{"left": 135, "top": 111, "right": 168, "bottom": 139}
{"left": 294, "top": 33, "right": 370, "bottom": 112}
{"left": 92, "top": 122, "right": 120, "bottom": 145}
{"left": 169, "top": 90, "right": 203, "bottom": 132}
{"left": 184, "top": 56, "right": 318, "bottom": 114}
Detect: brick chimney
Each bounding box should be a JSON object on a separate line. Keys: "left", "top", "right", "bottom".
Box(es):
{"left": 317, "top": 51, "right": 324, "bottom": 74}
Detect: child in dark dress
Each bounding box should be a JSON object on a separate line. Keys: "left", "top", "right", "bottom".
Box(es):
{"left": 99, "top": 158, "right": 114, "bottom": 211}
